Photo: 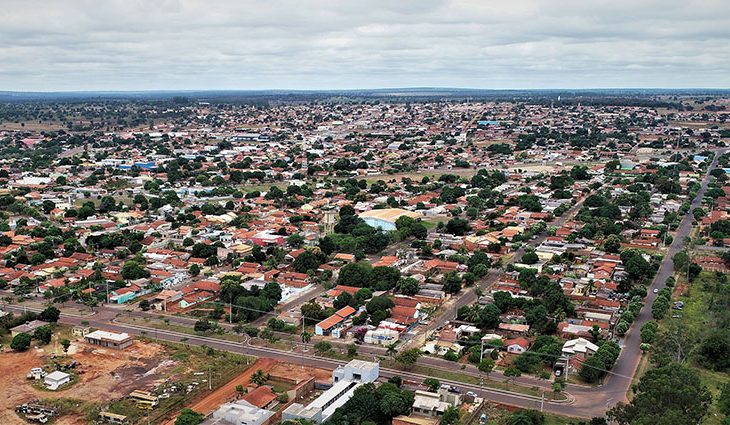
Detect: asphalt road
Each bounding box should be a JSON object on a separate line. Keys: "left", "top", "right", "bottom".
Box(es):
{"left": 1, "top": 303, "right": 575, "bottom": 417}
{"left": 599, "top": 148, "right": 725, "bottom": 404}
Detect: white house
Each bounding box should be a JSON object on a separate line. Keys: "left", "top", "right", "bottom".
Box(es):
{"left": 504, "top": 337, "right": 530, "bottom": 354}
{"left": 562, "top": 337, "right": 599, "bottom": 359}
{"left": 44, "top": 371, "right": 71, "bottom": 390}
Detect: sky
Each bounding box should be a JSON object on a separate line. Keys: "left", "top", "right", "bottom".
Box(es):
{"left": 1, "top": 0, "right": 729, "bottom": 91}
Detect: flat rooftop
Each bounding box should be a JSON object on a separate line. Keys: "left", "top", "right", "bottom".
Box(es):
{"left": 85, "top": 330, "right": 132, "bottom": 342}
{"left": 358, "top": 208, "right": 421, "bottom": 222}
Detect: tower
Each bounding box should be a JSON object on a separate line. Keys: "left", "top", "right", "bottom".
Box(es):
{"left": 322, "top": 208, "right": 338, "bottom": 235}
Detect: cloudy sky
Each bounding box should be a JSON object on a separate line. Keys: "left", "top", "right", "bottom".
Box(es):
{"left": 1, "top": 0, "right": 729, "bottom": 91}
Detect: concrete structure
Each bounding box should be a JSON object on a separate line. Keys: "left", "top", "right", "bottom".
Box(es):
{"left": 359, "top": 208, "right": 422, "bottom": 231}
{"left": 364, "top": 328, "right": 399, "bottom": 345}
{"left": 283, "top": 360, "right": 379, "bottom": 424}
{"left": 202, "top": 399, "right": 275, "bottom": 425}
{"left": 322, "top": 208, "right": 338, "bottom": 235}
{"left": 44, "top": 371, "right": 71, "bottom": 390}
{"left": 411, "top": 386, "right": 462, "bottom": 418}
{"left": 332, "top": 359, "right": 379, "bottom": 383}
{"left": 72, "top": 326, "right": 91, "bottom": 337}
{"left": 84, "top": 330, "right": 134, "bottom": 349}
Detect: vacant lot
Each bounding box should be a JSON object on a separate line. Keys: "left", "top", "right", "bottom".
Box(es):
{"left": 0, "top": 335, "right": 165, "bottom": 424}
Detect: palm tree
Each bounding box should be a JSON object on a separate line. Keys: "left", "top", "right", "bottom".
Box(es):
{"left": 386, "top": 342, "right": 398, "bottom": 357}
{"left": 465, "top": 305, "right": 481, "bottom": 323}
{"left": 585, "top": 279, "right": 596, "bottom": 295}
{"left": 250, "top": 369, "right": 268, "bottom": 386}
{"left": 301, "top": 331, "right": 312, "bottom": 344}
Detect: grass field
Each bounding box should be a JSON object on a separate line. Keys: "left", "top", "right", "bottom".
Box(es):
{"left": 651, "top": 272, "right": 729, "bottom": 425}
{"left": 104, "top": 339, "right": 253, "bottom": 424}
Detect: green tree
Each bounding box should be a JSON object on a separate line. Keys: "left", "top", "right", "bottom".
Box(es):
{"left": 314, "top": 341, "right": 332, "bottom": 354}
{"left": 33, "top": 325, "right": 53, "bottom": 344}
{"left": 478, "top": 358, "right": 495, "bottom": 374}
{"left": 440, "top": 405, "right": 461, "bottom": 425}
{"left": 521, "top": 251, "right": 539, "bottom": 265}
{"left": 121, "top": 260, "right": 150, "bottom": 280}
{"left": 250, "top": 369, "right": 269, "bottom": 386}
{"left": 603, "top": 235, "right": 622, "bottom": 253}
{"left": 292, "top": 250, "right": 325, "bottom": 273}
{"left": 11, "top": 332, "right": 32, "bottom": 351}
{"left": 423, "top": 377, "right": 440, "bottom": 392}
{"left": 39, "top": 305, "right": 61, "bottom": 322}
{"left": 718, "top": 382, "right": 730, "bottom": 416}
{"left": 396, "top": 277, "right": 420, "bottom": 296}
{"left": 347, "top": 344, "right": 358, "bottom": 358}
{"left": 478, "top": 304, "right": 501, "bottom": 329}
{"left": 60, "top": 338, "right": 71, "bottom": 354}
{"left": 395, "top": 348, "right": 422, "bottom": 369}
{"left": 175, "top": 408, "right": 204, "bottom": 425}
{"left": 441, "top": 271, "right": 462, "bottom": 294}
{"left": 673, "top": 251, "right": 690, "bottom": 272}
{"left": 506, "top": 409, "right": 545, "bottom": 425}
{"left": 608, "top": 364, "right": 711, "bottom": 425}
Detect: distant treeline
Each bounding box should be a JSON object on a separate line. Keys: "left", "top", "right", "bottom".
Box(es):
{"left": 2, "top": 88, "right": 730, "bottom": 105}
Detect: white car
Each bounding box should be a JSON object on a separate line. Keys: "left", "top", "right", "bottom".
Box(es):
{"left": 653, "top": 288, "right": 659, "bottom": 294}
{"left": 466, "top": 391, "right": 478, "bottom": 398}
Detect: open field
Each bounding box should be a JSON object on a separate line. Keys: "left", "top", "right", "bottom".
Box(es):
{"left": 0, "top": 328, "right": 254, "bottom": 425}
{"left": 0, "top": 330, "right": 167, "bottom": 425}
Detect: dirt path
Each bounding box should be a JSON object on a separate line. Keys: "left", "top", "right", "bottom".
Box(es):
{"left": 165, "top": 358, "right": 278, "bottom": 423}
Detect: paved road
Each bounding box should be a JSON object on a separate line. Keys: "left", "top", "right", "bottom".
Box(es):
{"left": 599, "top": 148, "right": 725, "bottom": 404}
{"left": 1, "top": 303, "right": 577, "bottom": 417}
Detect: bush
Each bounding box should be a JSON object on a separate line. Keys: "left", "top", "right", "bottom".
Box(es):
{"left": 194, "top": 318, "right": 214, "bottom": 333}
{"left": 175, "top": 408, "right": 204, "bottom": 425}
{"left": 443, "top": 350, "right": 460, "bottom": 362}
{"left": 314, "top": 341, "right": 332, "bottom": 354}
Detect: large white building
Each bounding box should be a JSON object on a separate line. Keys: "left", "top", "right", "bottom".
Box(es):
{"left": 282, "top": 360, "right": 379, "bottom": 424}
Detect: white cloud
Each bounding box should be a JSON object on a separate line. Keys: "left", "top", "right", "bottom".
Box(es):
{"left": 0, "top": 0, "right": 728, "bottom": 90}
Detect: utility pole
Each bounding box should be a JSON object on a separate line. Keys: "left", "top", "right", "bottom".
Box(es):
{"left": 540, "top": 391, "right": 544, "bottom": 412}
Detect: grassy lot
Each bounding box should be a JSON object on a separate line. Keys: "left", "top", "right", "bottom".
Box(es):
{"left": 377, "top": 358, "right": 567, "bottom": 402}
{"left": 650, "top": 271, "right": 729, "bottom": 425}
{"left": 40, "top": 398, "right": 101, "bottom": 423}
{"left": 468, "top": 403, "right": 582, "bottom": 425}
{"left": 115, "top": 315, "right": 247, "bottom": 343}
{"left": 104, "top": 339, "right": 253, "bottom": 424}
